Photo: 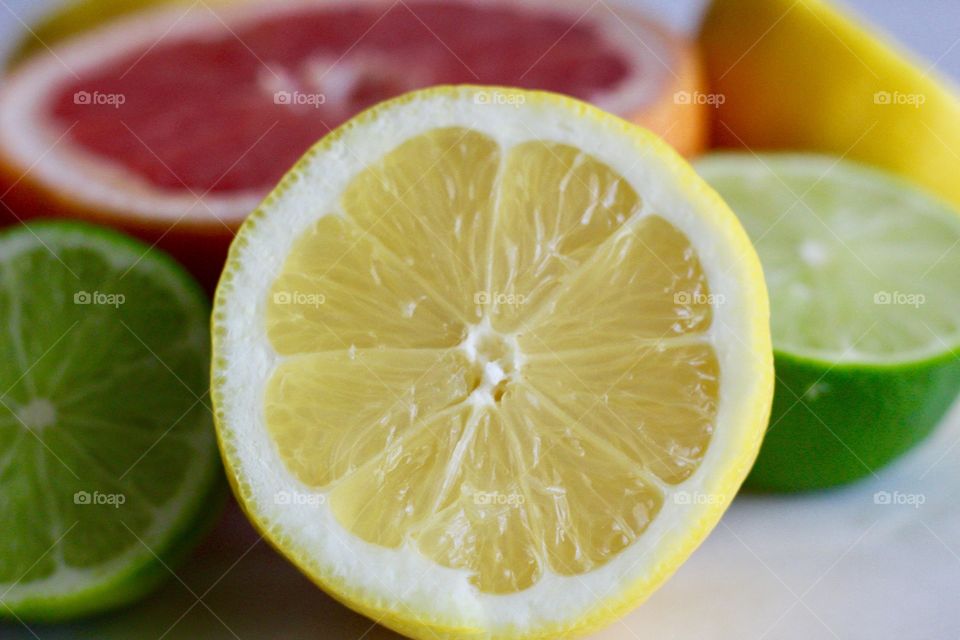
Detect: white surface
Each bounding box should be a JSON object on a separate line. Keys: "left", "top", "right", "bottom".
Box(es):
{"left": 0, "top": 1, "right": 958, "bottom": 639}
{"left": 614, "top": 400, "right": 960, "bottom": 640}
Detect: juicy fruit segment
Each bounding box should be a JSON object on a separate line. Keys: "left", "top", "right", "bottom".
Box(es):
{"left": 263, "top": 127, "right": 721, "bottom": 593}
{"left": 0, "top": 222, "right": 220, "bottom": 618}
{"left": 265, "top": 349, "right": 475, "bottom": 487}
{"left": 488, "top": 139, "right": 642, "bottom": 332}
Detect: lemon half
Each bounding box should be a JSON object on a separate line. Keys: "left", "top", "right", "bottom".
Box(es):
{"left": 211, "top": 86, "right": 773, "bottom": 639}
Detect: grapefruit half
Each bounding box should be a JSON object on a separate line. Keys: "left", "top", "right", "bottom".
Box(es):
{"left": 0, "top": 0, "right": 706, "bottom": 286}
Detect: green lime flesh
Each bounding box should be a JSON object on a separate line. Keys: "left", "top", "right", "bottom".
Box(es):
{"left": 0, "top": 221, "right": 224, "bottom": 620}
{"left": 697, "top": 153, "right": 960, "bottom": 490}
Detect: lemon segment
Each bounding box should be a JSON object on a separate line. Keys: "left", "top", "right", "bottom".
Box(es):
{"left": 488, "top": 140, "right": 643, "bottom": 332}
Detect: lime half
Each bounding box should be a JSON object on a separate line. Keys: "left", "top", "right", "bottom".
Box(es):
{"left": 0, "top": 221, "right": 223, "bottom": 620}
{"left": 697, "top": 153, "right": 960, "bottom": 490}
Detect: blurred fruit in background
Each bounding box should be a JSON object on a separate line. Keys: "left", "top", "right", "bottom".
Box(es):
{"left": 0, "top": 0, "right": 706, "bottom": 288}
{"left": 698, "top": 0, "right": 960, "bottom": 490}
{"left": 0, "top": 221, "right": 224, "bottom": 620}
{"left": 698, "top": 153, "right": 960, "bottom": 491}
{"left": 700, "top": 0, "right": 960, "bottom": 210}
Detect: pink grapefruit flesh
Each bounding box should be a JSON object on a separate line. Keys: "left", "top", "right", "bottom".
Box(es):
{"left": 0, "top": 0, "right": 706, "bottom": 286}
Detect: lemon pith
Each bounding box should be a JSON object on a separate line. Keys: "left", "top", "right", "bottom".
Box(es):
{"left": 212, "top": 86, "right": 773, "bottom": 638}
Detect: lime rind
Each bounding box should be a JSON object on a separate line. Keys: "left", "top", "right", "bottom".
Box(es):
{"left": 751, "top": 347, "right": 960, "bottom": 490}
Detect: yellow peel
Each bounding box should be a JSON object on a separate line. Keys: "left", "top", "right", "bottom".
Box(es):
{"left": 700, "top": 0, "right": 960, "bottom": 210}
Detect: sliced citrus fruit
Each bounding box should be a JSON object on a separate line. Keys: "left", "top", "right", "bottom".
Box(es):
{"left": 697, "top": 152, "right": 960, "bottom": 491}
{"left": 0, "top": 221, "right": 224, "bottom": 621}
{"left": 699, "top": 0, "right": 960, "bottom": 211}
{"left": 0, "top": 0, "right": 705, "bottom": 287}
{"left": 211, "top": 86, "right": 773, "bottom": 638}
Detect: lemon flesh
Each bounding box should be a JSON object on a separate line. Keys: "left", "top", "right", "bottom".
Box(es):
{"left": 264, "top": 127, "right": 719, "bottom": 594}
